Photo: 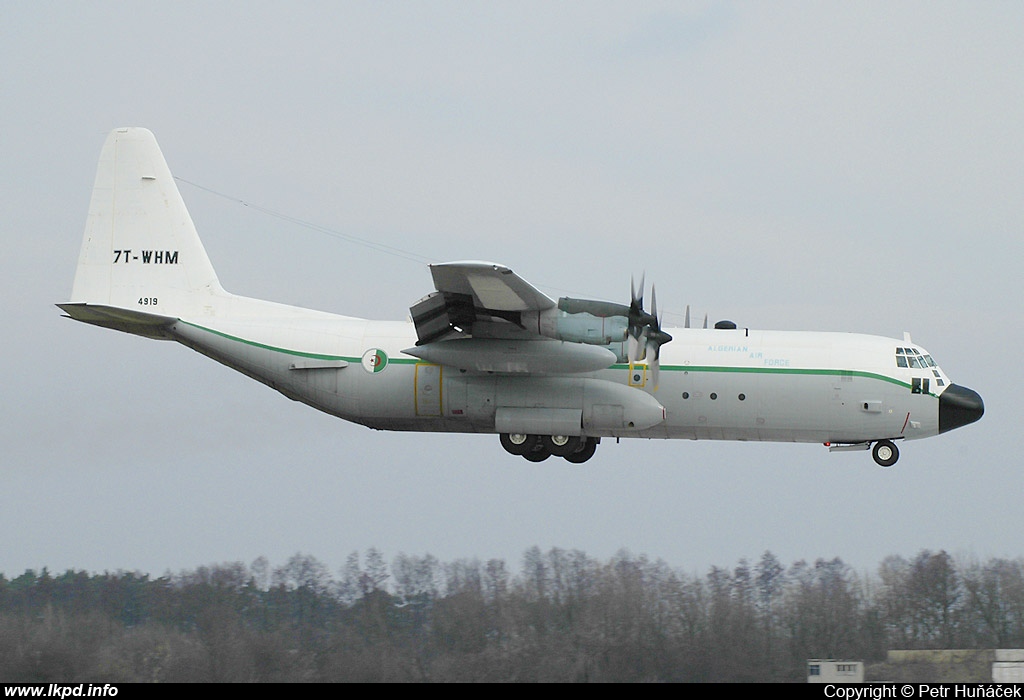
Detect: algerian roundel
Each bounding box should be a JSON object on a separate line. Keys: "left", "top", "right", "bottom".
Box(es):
{"left": 361, "top": 348, "right": 389, "bottom": 373}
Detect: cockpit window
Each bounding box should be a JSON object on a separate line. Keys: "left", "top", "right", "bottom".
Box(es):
{"left": 896, "top": 347, "right": 940, "bottom": 371}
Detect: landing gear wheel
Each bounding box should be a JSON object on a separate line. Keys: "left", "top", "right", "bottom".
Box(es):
{"left": 872, "top": 439, "right": 899, "bottom": 467}
{"left": 523, "top": 449, "right": 551, "bottom": 462}
{"left": 544, "top": 435, "right": 581, "bottom": 457}
{"left": 500, "top": 433, "right": 534, "bottom": 456}
{"left": 563, "top": 438, "right": 598, "bottom": 464}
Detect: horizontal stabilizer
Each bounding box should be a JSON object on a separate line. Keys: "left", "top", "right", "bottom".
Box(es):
{"left": 57, "top": 303, "right": 177, "bottom": 339}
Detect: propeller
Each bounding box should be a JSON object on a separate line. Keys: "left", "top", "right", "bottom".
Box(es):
{"left": 627, "top": 274, "right": 645, "bottom": 364}
{"left": 627, "top": 274, "right": 673, "bottom": 388}
{"left": 683, "top": 305, "right": 708, "bottom": 330}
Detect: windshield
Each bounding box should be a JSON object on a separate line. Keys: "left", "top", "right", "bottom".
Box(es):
{"left": 895, "top": 347, "right": 938, "bottom": 369}
{"left": 895, "top": 346, "right": 945, "bottom": 386}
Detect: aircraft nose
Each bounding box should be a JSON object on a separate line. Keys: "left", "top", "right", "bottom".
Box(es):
{"left": 939, "top": 384, "right": 984, "bottom": 433}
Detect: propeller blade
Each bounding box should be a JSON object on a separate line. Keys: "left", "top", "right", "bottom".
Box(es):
{"left": 628, "top": 273, "right": 650, "bottom": 351}
{"left": 649, "top": 333, "right": 662, "bottom": 389}
{"left": 627, "top": 333, "right": 641, "bottom": 364}
{"left": 630, "top": 273, "right": 645, "bottom": 315}
{"left": 684, "top": 304, "right": 690, "bottom": 329}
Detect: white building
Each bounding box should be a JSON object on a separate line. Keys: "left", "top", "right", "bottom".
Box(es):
{"left": 992, "top": 649, "right": 1024, "bottom": 683}
{"left": 807, "top": 659, "right": 864, "bottom": 683}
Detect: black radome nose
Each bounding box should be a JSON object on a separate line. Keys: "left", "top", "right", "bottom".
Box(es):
{"left": 939, "top": 384, "right": 985, "bottom": 433}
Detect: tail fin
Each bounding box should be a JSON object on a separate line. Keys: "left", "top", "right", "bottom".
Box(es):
{"left": 60, "top": 128, "right": 226, "bottom": 333}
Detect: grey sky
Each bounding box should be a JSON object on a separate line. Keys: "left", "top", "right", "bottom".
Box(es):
{"left": 2, "top": 2, "right": 1020, "bottom": 578}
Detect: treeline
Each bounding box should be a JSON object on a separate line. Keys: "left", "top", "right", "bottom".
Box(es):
{"left": 1, "top": 548, "right": 1023, "bottom": 682}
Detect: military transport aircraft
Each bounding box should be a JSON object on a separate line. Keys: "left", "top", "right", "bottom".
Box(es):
{"left": 58, "top": 128, "right": 984, "bottom": 466}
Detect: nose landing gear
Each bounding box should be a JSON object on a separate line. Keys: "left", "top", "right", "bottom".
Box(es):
{"left": 871, "top": 439, "right": 900, "bottom": 467}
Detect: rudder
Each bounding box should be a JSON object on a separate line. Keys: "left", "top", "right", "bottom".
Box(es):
{"left": 66, "top": 128, "right": 225, "bottom": 321}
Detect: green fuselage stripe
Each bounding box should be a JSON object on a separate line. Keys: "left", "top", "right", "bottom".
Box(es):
{"left": 179, "top": 320, "right": 920, "bottom": 391}
{"left": 612, "top": 363, "right": 912, "bottom": 389}
{"left": 176, "top": 319, "right": 400, "bottom": 363}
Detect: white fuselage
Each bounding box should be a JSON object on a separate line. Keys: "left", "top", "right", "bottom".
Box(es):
{"left": 169, "top": 301, "right": 943, "bottom": 446}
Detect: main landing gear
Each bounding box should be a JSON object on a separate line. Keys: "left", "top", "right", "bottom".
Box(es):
{"left": 500, "top": 433, "right": 600, "bottom": 463}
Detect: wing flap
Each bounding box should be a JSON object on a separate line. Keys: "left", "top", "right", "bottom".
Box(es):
{"left": 411, "top": 261, "right": 556, "bottom": 345}
{"left": 429, "top": 261, "right": 556, "bottom": 311}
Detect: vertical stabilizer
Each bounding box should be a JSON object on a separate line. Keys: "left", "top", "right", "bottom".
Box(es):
{"left": 67, "top": 127, "right": 225, "bottom": 320}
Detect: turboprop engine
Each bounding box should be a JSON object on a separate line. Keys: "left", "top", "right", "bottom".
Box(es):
{"left": 521, "top": 280, "right": 673, "bottom": 386}
{"left": 522, "top": 298, "right": 631, "bottom": 345}
{"left": 408, "top": 272, "right": 673, "bottom": 386}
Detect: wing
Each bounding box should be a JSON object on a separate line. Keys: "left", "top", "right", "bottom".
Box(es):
{"left": 406, "top": 261, "right": 618, "bottom": 374}
{"left": 409, "top": 261, "right": 556, "bottom": 345}
{"left": 430, "top": 261, "right": 556, "bottom": 312}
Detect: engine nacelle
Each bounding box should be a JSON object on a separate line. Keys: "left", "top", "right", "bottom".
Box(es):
{"left": 550, "top": 310, "right": 629, "bottom": 345}
{"left": 522, "top": 297, "right": 631, "bottom": 346}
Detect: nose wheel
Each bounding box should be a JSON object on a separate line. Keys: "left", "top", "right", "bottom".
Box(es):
{"left": 872, "top": 439, "right": 899, "bottom": 467}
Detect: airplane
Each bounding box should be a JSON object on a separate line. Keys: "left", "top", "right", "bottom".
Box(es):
{"left": 58, "top": 128, "right": 984, "bottom": 467}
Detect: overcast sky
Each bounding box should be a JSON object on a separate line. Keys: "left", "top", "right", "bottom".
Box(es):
{"left": 2, "top": 1, "right": 1021, "bottom": 580}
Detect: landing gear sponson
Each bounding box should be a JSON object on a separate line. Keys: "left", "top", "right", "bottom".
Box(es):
{"left": 827, "top": 438, "right": 902, "bottom": 467}
{"left": 500, "top": 433, "right": 600, "bottom": 463}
